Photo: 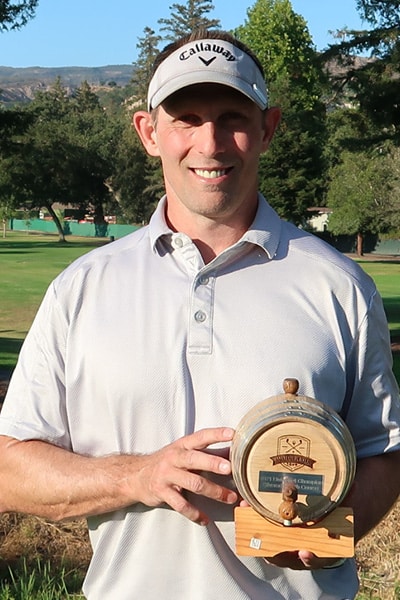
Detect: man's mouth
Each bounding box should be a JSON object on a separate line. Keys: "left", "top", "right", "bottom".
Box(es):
{"left": 193, "top": 168, "right": 231, "bottom": 179}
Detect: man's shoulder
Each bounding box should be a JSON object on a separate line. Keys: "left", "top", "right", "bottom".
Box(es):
{"left": 54, "top": 226, "right": 150, "bottom": 288}
{"left": 280, "top": 222, "right": 376, "bottom": 294}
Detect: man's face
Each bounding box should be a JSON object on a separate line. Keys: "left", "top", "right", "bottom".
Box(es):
{"left": 139, "top": 83, "right": 279, "bottom": 230}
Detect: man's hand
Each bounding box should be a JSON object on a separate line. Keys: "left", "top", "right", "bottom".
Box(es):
{"left": 134, "top": 427, "right": 238, "bottom": 525}
{"left": 265, "top": 551, "right": 345, "bottom": 570}
{"left": 0, "top": 428, "right": 237, "bottom": 523}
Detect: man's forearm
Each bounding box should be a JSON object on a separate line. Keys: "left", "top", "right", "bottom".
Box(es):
{"left": 0, "top": 428, "right": 237, "bottom": 524}
{"left": 0, "top": 436, "right": 143, "bottom": 520}
{"left": 345, "top": 450, "right": 400, "bottom": 544}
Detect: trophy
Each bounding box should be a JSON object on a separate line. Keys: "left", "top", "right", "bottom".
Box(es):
{"left": 230, "top": 379, "right": 356, "bottom": 558}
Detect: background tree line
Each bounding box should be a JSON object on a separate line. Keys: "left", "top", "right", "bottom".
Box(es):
{"left": 0, "top": 0, "right": 399, "bottom": 254}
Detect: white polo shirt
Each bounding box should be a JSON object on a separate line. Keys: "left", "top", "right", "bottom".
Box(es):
{"left": 1, "top": 195, "right": 399, "bottom": 600}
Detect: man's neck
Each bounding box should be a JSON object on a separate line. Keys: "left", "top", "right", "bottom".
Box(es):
{"left": 167, "top": 214, "right": 252, "bottom": 264}
{"left": 164, "top": 199, "right": 258, "bottom": 264}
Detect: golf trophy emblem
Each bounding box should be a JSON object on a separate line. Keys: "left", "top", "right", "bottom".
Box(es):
{"left": 230, "top": 379, "right": 356, "bottom": 557}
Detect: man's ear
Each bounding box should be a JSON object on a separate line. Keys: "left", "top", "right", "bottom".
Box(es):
{"left": 133, "top": 111, "right": 160, "bottom": 157}
{"left": 261, "top": 106, "right": 281, "bottom": 152}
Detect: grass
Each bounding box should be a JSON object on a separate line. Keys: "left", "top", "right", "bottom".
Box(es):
{"left": 356, "top": 260, "right": 400, "bottom": 336}
{"left": 1, "top": 233, "right": 398, "bottom": 380}
{"left": 0, "top": 232, "right": 108, "bottom": 374}
{"left": 0, "top": 232, "right": 399, "bottom": 599}
{"left": 0, "top": 515, "right": 90, "bottom": 599}
{"left": 354, "top": 258, "right": 400, "bottom": 383}
{"left": 0, "top": 559, "right": 84, "bottom": 599}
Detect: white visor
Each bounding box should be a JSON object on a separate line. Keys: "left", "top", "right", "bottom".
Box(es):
{"left": 147, "top": 38, "right": 268, "bottom": 111}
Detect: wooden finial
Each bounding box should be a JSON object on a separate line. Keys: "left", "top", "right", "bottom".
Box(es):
{"left": 283, "top": 378, "right": 299, "bottom": 396}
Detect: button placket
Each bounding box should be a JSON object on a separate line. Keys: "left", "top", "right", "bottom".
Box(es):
{"left": 188, "top": 272, "right": 215, "bottom": 354}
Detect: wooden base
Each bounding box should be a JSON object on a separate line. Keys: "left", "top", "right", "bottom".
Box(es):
{"left": 234, "top": 506, "right": 354, "bottom": 558}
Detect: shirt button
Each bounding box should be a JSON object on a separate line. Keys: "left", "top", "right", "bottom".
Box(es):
{"left": 194, "top": 310, "right": 207, "bottom": 323}
{"left": 174, "top": 237, "right": 184, "bottom": 248}
{"left": 199, "top": 275, "right": 209, "bottom": 285}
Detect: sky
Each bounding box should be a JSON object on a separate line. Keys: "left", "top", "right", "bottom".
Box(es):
{"left": 0, "top": 0, "right": 365, "bottom": 68}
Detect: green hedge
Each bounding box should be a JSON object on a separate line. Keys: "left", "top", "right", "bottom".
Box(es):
{"left": 9, "top": 218, "right": 139, "bottom": 239}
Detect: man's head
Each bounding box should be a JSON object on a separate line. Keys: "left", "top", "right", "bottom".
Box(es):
{"left": 134, "top": 29, "right": 280, "bottom": 245}
{"left": 147, "top": 29, "right": 269, "bottom": 112}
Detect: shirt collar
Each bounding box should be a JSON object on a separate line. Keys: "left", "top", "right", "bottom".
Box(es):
{"left": 149, "top": 195, "right": 171, "bottom": 252}
{"left": 149, "top": 193, "right": 282, "bottom": 260}
{"left": 241, "top": 193, "right": 282, "bottom": 259}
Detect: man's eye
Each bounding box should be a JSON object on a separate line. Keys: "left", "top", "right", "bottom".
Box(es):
{"left": 222, "top": 112, "right": 246, "bottom": 122}
{"left": 178, "top": 114, "right": 200, "bottom": 125}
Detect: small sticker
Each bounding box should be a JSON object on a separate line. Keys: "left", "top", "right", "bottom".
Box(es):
{"left": 250, "top": 537, "right": 262, "bottom": 550}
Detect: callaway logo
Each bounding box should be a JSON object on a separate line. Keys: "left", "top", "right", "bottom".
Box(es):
{"left": 179, "top": 42, "right": 237, "bottom": 64}
{"left": 198, "top": 56, "right": 217, "bottom": 67}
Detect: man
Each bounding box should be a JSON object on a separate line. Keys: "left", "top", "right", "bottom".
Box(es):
{"left": 0, "top": 29, "right": 399, "bottom": 600}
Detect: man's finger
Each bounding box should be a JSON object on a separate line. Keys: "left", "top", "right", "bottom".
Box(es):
{"left": 180, "top": 427, "right": 235, "bottom": 451}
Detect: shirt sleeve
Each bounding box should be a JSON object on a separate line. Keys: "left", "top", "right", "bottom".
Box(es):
{"left": 0, "top": 281, "right": 71, "bottom": 449}
{"left": 345, "top": 288, "right": 400, "bottom": 457}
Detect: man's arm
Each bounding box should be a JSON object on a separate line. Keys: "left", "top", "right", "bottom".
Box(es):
{"left": 344, "top": 450, "right": 400, "bottom": 543}
{"left": 0, "top": 428, "right": 237, "bottom": 525}
{"left": 265, "top": 450, "right": 400, "bottom": 570}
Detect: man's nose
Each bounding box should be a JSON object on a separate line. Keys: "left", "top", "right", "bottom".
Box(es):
{"left": 195, "top": 121, "right": 226, "bottom": 155}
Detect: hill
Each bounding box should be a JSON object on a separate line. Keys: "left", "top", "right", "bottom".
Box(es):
{"left": 0, "top": 57, "right": 374, "bottom": 107}
{"left": 0, "top": 64, "right": 134, "bottom": 104}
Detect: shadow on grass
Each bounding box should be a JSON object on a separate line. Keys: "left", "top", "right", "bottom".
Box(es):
{"left": 0, "top": 240, "right": 106, "bottom": 252}
{"left": 382, "top": 297, "right": 400, "bottom": 341}
{"left": 0, "top": 337, "right": 23, "bottom": 375}
{"left": 363, "top": 258, "right": 400, "bottom": 265}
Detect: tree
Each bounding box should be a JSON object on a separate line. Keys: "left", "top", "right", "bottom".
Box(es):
{"left": 319, "top": 1, "right": 400, "bottom": 251}
{"left": 0, "top": 106, "right": 34, "bottom": 153}
{"left": 0, "top": 80, "right": 123, "bottom": 241}
{"left": 0, "top": 120, "right": 78, "bottom": 241}
{"left": 235, "top": 0, "right": 327, "bottom": 223}
{"left": 0, "top": 0, "right": 38, "bottom": 31}
{"left": 324, "top": 106, "right": 381, "bottom": 169}
{"left": 29, "top": 76, "right": 70, "bottom": 119}
{"left": 72, "top": 79, "right": 101, "bottom": 111}
{"left": 112, "top": 119, "right": 162, "bottom": 224}
{"left": 0, "top": 80, "right": 71, "bottom": 239}
{"left": 322, "top": 0, "right": 400, "bottom": 144}
{"left": 158, "top": 0, "right": 220, "bottom": 41}
{"left": 68, "top": 81, "right": 124, "bottom": 232}
{"left": 326, "top": 148, "right": 400, "bottom": 255}
{"left": 131, "top": 27, "right": 162, "bottom": 106}
{"left": 356, "top": 0, "right": 400, "bottom": 30}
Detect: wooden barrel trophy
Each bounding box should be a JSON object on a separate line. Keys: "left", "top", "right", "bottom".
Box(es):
{"left": 231, "top": 379, "right": 356, "bottom": 558}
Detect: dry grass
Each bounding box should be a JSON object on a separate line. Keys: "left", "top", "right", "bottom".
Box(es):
{"left": 0, "top": 504, "right": 399, "bottom": 598}
{"left": 0, "top": 384, "right": 399, "bottom": 598}
{"left": 356, "top": 501, "right": 400, "bottom": 599}
{"left": 0, "top": 513, "right": 91, "bottom": 582}
{"left": 1, "top": 370, "right": 400, "bottom": 597}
